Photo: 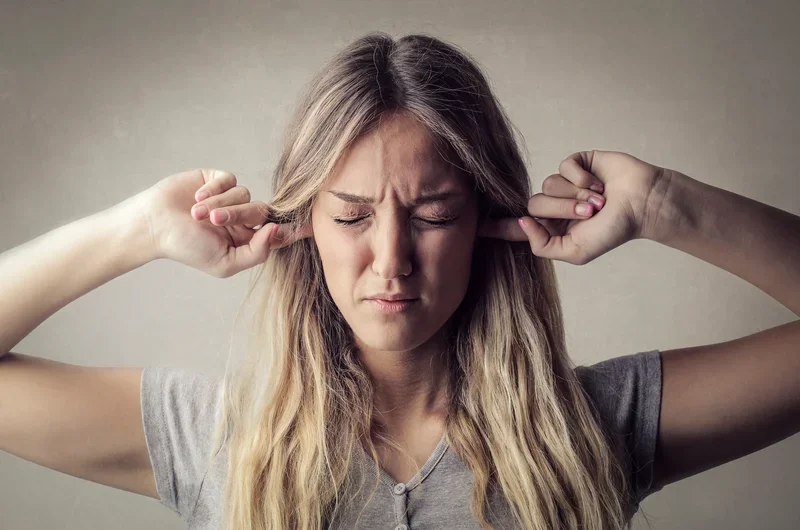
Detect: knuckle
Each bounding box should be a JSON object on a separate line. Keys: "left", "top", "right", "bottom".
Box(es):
{"left": 214, "top": 169, "right": 236, "bottom": 181}
{"left": 207, "top": 171, "right": 236, "bottom": 191}
{"left": 220, "top": 173, "right": 236, "bottom": 189}
{"left": 236, "top": 186, "right": 251, "bottom": 202}
{"left": 541, "top": 173, "right": 559, "bottom": 191}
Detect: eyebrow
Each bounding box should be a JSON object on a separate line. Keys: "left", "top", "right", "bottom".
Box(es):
{"left": 327, "top": 190, "right": 463, "bottom": 206}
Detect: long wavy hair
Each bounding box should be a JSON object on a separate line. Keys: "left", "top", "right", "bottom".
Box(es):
{"left": 206, "top": 32, "right": 636, "bottom": 529}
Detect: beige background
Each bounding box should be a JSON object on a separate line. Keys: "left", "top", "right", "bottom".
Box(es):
{"left": 2, "top": 0, "right": 799, "bottom": 528}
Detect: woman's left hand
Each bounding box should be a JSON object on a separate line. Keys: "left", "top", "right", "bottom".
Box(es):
{"left": 478, "top": 150, "right": 670, "bottom": 265}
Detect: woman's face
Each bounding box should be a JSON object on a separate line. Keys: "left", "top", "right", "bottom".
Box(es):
{"left": 310, "top": 113, "right": 479, "bottom": 352}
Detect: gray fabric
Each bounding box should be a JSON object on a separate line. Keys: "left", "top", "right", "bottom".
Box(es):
{"left": 141, "top": 349, "right": 663, "bottom": 529}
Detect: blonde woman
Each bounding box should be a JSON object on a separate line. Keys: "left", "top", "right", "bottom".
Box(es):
{"left": 2, "top": 32, "right": 799, "bottom": 530}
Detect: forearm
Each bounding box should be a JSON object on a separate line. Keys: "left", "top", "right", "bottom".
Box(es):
{"left": 0, "top": 195, "right": 157, "bottom": 356}
{"left": 645, "top": 170, "right": 800, "bottom": 317}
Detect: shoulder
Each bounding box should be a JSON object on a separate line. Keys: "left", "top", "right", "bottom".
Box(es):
{"left": 574, "top": 349, "right": 662, "bottom": 424}
{"left": 140, "top": 366, "right": 225, "bottom": 518}
{"left": 574, "top": 349, "right": 664, "bottom": 507}
{"left": 141, "top": 366, "right": 224, "bottom": 440}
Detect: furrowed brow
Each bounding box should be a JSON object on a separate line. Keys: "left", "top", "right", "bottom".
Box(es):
{"left": 327, "top": 190, "right": 462, "bottom": 206}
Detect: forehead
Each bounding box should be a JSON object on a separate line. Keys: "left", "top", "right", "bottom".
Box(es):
{"left": 323, "top": 113, "right": 468, "bottom": 198}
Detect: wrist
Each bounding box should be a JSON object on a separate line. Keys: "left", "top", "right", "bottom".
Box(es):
{"left": 102, "top": 192, "right": 162, "bottom": 269}
{"left": 638, "top": 169, "right": 702, "bottom": 245}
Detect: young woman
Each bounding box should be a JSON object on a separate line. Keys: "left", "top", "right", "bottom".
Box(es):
{"left": 1, "top": 32, "right": 799, "bottom": 530}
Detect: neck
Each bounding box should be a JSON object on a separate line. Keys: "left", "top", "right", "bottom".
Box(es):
{"left": 356, "top": 329, "right": 450, "bottom": 431}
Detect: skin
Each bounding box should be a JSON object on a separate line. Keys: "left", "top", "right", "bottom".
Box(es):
{"left": 310, "top": 112, "right": 479, "bottom": 437}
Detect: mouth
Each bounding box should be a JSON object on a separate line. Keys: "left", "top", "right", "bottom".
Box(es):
{"left": 367, "top": 298, "right": 419, "bottom": 313}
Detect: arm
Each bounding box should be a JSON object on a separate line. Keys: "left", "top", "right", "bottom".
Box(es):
{"left": 641, "top": 170, "right": 800, "bottom": 489}
{"left": 0, "top": 195, "right": 160, "bottom": 498}
{"left": 0, "top": 194, "right": 157, "bottom": 356}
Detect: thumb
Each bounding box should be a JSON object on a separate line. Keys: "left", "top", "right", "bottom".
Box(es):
{"left": 218, "top": 223, "right": 281, "bottom": 277}
{"left": 517, "top": 216, "right": 559, "bottom": 258}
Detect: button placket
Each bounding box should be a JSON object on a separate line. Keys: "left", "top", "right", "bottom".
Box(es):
{"left": 392, "top": 482, "right": 409, "bottom": 529}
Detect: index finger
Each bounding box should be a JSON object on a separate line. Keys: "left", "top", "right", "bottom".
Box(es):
{"left": 477, "top": 217, "right": 528, "bottom": 241}
{"left": 270, "top": 222, "right": 314, "bottom": 249}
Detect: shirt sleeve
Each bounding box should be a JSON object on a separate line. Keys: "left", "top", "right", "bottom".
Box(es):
{"left": 574, "top": 349, "right": 664, "bottom": 511}
{"left": 140, "top": 366, "right": 223, "bottom": 520}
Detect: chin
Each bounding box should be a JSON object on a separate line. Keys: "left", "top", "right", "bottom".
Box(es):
{"left": 352, "top": 326, "right": 434, "bottom": 353}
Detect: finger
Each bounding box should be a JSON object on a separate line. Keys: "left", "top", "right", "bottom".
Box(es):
{"left": 540, "top": 173, "right": 606, "bottom": 213}
{"left": 192, "top": 186, "right": 252, "bottom": 222}
{"left": 558, "top": 152, "right": 605, "bottom": 192}
{"left": 540, "top": 173, "right": 580, "bottom": 198}
{"left": 271, "top": 222, "right": 314, "bottom": 249}
{"left": 517, "top": 216, "right": 586, "bottom": 263}
{"left": 527, "top": 193, "right": 596, "bottom": 220}
{"left": 479, "top": 215, "right": 569, "bottom": 240}
{"left": 478, "top": 217, "right": 527, "bottom": 241}
{"left": 195, "top": 170, "right": 238, "bottom": 202}
{"left": 222, "top": 223, "right": 281, "bottom": 276}
{"left": 199, "top": 200, "right": 270, "bottom": 227}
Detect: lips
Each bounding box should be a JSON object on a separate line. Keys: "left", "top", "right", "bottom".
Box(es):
{"left": 366, "top": 294, "right": 418, "bottom": 301}
{"left": 367, "top": 298, "right": 418, "bottom": 313}
{"left": 370, "top": 297, "right": 417, "bottom": 301}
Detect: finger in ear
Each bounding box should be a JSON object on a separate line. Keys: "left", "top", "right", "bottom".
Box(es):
{"left": 271, "top": 222, "right": 314, "bottom": 249}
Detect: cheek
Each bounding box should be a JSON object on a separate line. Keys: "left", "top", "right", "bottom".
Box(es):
{"left": 425, "top": 219, "right": 476, "bottom": 259}
{"left": 418, "top": 231, "right": 475, "bottom": 283}
{"left": 322, "top": 231, "right": 368, "bottom": 265}
{"left": 315, "top": 227, "right": 368, "bottom": 294}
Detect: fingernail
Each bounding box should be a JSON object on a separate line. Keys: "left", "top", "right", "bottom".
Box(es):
{"left": 588, "top": 195, "right": 604, "bottom": 208}
{"left": 212, "top": 210, "right": 229, "bottom": 223}
{"left": 193, "top": 205, "right": 208, "bottom": 219}
{"left": 575, "top": 203, "right": 592, "bottom": 216}
{"left": 195, "top": 190, "right": 210, "bottom": 202}
{"left": 518, "top": 218, "right": 526, "bottom": 229}
{"left": 589, "top": 183, "right": 604, "bottom": 193}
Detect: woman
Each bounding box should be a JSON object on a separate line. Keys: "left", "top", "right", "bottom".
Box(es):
{"left": 2, "top": 32, "right": 799, "bottom": 530}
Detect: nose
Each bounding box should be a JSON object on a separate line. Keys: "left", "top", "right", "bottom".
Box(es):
{"left": 371, "top": 214, "right": 413, "bottom": 279}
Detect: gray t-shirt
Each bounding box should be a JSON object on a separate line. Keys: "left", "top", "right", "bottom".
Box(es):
{"left": 141, "top": 349, "right": 663, "bottom": 529}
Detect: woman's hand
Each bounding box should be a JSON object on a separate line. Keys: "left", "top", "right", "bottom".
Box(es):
{"left": 478, "top": 150, "right": 670, "bottom": 265}
{"left": 138, "top": 169, "right": 312, "bottom": 277}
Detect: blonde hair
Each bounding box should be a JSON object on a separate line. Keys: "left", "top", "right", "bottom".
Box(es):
{"left": 207, "top": 32, "right": 637, "bottom": 529}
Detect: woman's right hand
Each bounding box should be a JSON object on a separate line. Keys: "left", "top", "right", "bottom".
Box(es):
{"left": 138, "top": 168, "right": 312, "bottom": 277}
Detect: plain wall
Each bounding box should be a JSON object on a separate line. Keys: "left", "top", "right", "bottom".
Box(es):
{"left": 1, "top": 0, "right": 799, "bottom": 528}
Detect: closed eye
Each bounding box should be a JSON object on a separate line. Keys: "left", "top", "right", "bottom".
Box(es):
{"left": 333, "top": 215, "right": 458, "bottom": 227}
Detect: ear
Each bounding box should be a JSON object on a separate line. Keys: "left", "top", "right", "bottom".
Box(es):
{"left": 295, "top": 222, "right": 314, "bottom": 241}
